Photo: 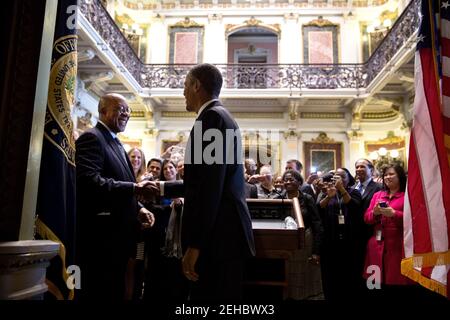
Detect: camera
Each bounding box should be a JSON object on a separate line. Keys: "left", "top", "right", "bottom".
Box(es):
{"left": 329, "top": 175, "right": 341, "bottom": 186}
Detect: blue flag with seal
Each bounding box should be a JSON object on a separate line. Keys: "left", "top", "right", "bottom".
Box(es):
{"left": 36, "top": 0, "right": 78, "bottom": 300}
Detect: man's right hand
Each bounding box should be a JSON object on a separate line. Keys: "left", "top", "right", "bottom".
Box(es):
{"left": 134, "top": 181, "right": 159, "bottom": 202}
{"left": 182, "top": 247, "right": 200, "bottom": 282}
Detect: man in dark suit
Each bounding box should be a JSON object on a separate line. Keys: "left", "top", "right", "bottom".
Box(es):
{"left": 76, "top": 93, "right": 155, "bottom": 300}
{"left": 355, "top": 158, "right": 382, "bottom": 215}
{"left": 244, "top": 182, "right": 258, "bottom": 199}
{"left": 151, "top": 64, "right": 255, "bottom": 300}
{"left": 354, "top": 158, "right": 382, "bottom": 241}
{"left": 354, "top": 158, "right": 382, "bottom": 294}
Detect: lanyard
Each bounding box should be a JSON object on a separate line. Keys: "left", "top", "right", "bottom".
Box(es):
{"left": 337, "top": 193, "right": 345, "bottom": 225}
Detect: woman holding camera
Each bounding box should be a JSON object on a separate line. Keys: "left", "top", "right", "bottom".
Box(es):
{"left": 318, "top": 168, "right": 362, "bottom": 301}
{"left": 362, "top": 163, "right": 413, "bottom": 297}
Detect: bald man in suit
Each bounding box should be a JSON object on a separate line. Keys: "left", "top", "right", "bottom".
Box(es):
{"left": 76, "top": 93, "right": 154, "bottom": 300}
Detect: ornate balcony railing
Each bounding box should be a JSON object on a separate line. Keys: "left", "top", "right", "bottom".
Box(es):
{"left": 140, "top": 63, "right": 368, "bottom": 89}
{"left": 79, "top": 0, "right": 141, "bottom": 81}
{"left": 364, "top": 0, "right": 420, "bottom": 85}
{"left": 79, "top": 0, "right": 420, "bottom": 91}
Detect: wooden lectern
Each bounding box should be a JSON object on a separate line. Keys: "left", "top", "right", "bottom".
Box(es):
{"left": 244, "top": 198, "right": 305, "bottom": 300}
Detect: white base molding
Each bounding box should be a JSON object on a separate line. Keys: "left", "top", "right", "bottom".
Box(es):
{"left": 0, "top": 240, "right": 59, "bottom": 300}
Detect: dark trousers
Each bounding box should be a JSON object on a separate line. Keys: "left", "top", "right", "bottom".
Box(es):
{"left": 81, "top": 259, "right": 127, "bottom": 301}
{"left": 189, "top": 257, "right": 244, "bottom": 301}
{"left": 144, "top": 255, "right": 189, "bottom": 301}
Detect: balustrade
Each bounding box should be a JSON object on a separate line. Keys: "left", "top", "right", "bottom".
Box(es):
{"left": 79, "top": 0, "right": 420, "bottom": 90}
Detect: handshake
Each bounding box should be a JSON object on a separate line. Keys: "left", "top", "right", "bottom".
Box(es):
{"left": 134, "top": 180, "right": 160, "bottom": 202}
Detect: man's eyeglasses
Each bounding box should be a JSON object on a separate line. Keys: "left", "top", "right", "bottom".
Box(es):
{"left": 115, "top": 106, "right": 132, "bottom": 114}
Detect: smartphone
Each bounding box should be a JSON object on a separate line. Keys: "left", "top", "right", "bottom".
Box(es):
{"left": 379, "top": 201, "right": 388, "bottom": 208}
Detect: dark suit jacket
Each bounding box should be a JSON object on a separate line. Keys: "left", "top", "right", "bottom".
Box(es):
{"left": 301, "top": 184, "right": 317, "bottom": 201}
{"left": 360, "top": 179, "right": 383, "bottom": 214}
{"left": 76, "top": 122, "right": 140, "bottom": 298}
{"left": 298, "top": 193, "right": 323, "bottom": 255}
{"left": 244, "top": 182, "right": 258, "bottom": 199}
{"left": 358, "top": 179, "right": 383, "bottom": 245}
{"left": 164, "top": 101, "right": 255, "bottom": 260}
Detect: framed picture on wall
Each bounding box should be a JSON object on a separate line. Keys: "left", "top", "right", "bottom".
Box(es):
{"left": 169, "top": 18, "right": 204, "bottom": 64}
{"left": 302, "top": 17, "right": 339, "bottom": 64}
{"left": 303, "top": 133, "right": 343, "bottom": 178}
{"left": 311, "top": 150, "right": 336, "bottom": 173}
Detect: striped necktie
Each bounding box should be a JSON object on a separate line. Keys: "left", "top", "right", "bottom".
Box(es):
{"left": 114, "top": 137, "right": 128, "bottom": 164}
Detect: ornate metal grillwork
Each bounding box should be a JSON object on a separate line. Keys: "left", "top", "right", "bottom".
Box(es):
{"left": 141, "top": 63, "right": 368, "bottom": 89}
{"left": 79, "top": 0, "right": 141, "bottom": 81}
{"left": 140, "top": 65, "right": 190, "bottom": 89}
{"left": 79, "top": 0, "right": 420, "bottom": 90}
{"left": 364, "top": 0, "right": 420, "bottom": 85}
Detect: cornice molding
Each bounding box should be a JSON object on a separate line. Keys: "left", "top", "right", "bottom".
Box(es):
{"left": 300, "top": 112, "right": 345, "bottom": 119}
{"left": 311, "top": 132, "right": 335, "bottom": 143}
{"left": 303, "top": 16, "right": 338, "bottom": 28}
{"left": 130, "top": 110, "right": 146, "bottom": 118}
{"left": 362, "top": 110, "right": 398, "bottom": 119}
{"left": 171, "top": 17, "right": 202, "bottom": 28}
{"left": 161, "top": 111, "right": 284, "bottom": 119}
{"left": 365, "top": 132, "right": 405, "bottom": 146}
{"left": 161, "top": 111, "right": 196, "bottom": 118}
{"left": 233, "top": 112, "right": 284, "bottom": 119}
{"left": 122, "top": 0, "right": 389, "bottom": 11}
{"left": 225, "top": 20, "right": 281, "bottom": 37}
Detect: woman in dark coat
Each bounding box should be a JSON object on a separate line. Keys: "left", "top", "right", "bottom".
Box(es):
{"left": 283, "top": 170, "right": 324, "bottom": 299}
{"left": 317, "top": 168, "right": 362, "bottom": 301}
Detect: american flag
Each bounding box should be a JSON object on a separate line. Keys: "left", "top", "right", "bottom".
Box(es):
{"left": 402, "top": 0, "right": 450, "bottom": 298}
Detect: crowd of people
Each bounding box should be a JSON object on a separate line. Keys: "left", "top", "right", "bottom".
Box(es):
{"left": 242, "top": 157, "right": 446, "bottom": 302}
{"left": 75, "top": 63, "right": 444, "bottom": 303}
{"left": 88, "top": 138, "right": 428, "bottom": 302}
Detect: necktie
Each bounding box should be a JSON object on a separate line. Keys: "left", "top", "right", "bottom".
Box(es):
{"left": 114, "top": 137, "right": 128, "bottom": 164}
{"left": 357, "top": 183, "right": 364, "bottom": 195}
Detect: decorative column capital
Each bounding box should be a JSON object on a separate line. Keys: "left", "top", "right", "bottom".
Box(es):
{"left": 346, "top": 130, "right": 363, "bottom": 141}
{"left": 144, "top": 128, "right": 158, "bottom": 138}
{"left": 283, "top": 130, "right": 300, "bottom": 140}
{"left": 208, "top": 13, "right": 223, "bottom": 23}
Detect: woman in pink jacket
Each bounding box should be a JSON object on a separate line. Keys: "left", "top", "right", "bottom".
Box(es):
{"left": 363, "top": 163, "right": 413, "bottom": 295}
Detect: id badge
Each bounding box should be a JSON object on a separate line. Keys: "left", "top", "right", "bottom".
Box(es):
{"left": 376, "top": 229, "right": 382, "bottom": 241}
{"left": 338, "top": 214, "right": 345, "bottom": 225}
